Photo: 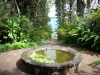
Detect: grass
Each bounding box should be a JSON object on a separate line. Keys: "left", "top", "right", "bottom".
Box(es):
{"left": 0, "top": 41, "right": 48, "bottom": 52}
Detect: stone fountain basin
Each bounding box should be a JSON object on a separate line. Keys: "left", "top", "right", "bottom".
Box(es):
{"left": 21, "top": 45, "right": 82, "bottom": 74}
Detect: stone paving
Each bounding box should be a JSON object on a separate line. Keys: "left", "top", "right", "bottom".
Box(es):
{"left": 0, "top": 44, "right": 100, "bottom": 75}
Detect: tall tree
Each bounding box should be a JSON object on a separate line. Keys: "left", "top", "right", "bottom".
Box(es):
{"left": 55, "top": 0, "right": 67, "bottom": 26}
{"left": 3, "top": 0, "right": 52, "bottom": 41}
{"left": 77, "top": 0, "right": 86, "bottom": 16}
{"left": 69, "top": 0, "right": 75, "bottom": 21}
{"left": 87, "top": 0, "right": 91, "bottom": 8}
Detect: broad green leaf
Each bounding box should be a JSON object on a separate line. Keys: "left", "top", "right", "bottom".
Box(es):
{"left": 94, "top": 35, "right": 100, "bottom": 43}
{"left": 86, "top": 35, "right": 96, "bottom": 42}
{"left": 89, "top": 60, "right": 100, "bottom": 67}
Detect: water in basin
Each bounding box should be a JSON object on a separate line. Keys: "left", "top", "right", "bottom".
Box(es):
{"left": 29, "top": 50, "right": 73, "bottom": 63}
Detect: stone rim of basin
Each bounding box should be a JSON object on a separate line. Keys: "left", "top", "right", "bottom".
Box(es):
{"left": 21, "top": 45, "right": 82, "bottom": 70}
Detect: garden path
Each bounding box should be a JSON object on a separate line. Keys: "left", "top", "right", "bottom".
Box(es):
{"left": 0, "top": 40, "right": 100, "bottom": 75}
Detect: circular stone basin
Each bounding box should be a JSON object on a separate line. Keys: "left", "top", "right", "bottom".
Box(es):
{"left": 21, "top": 45, "right": 82, "bottom": 75}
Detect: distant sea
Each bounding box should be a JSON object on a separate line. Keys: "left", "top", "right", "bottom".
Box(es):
{"left": 48, "top": 18, "right": 58, "bottom": 34}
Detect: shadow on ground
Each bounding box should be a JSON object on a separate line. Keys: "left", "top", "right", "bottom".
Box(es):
{"left": 16, "top": 59, "right": 35, "bottom": 75}
{"left": 0, "top": 58, "right": 32, "bottom": 75}
{"left": 0, "top": 68, "right": 31, "bottom": 75}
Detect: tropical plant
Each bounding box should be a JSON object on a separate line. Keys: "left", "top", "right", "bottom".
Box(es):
{"left": 86, "top": 9, "right": 100, "bottom": 35}
{"left": 89, "top": 60, "right": 100, "bottom": 67}
{"left": 57, "top": 18, "right": 100, "bottom": 51}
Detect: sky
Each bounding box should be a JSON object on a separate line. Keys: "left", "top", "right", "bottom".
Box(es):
{"left": 48, "top": 4, "right": 57, "bottom": 33}
{"left": 48, "top": 4, "right": 56, "bottom": 17}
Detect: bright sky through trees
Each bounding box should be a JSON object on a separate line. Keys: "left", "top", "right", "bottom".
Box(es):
{"left": 48, "top": 4, "right": 57, "bottom": 33}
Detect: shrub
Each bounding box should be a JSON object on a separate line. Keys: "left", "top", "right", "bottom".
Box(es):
{"left": 57, "top": 20, "right": 100, "bottom": 51}
{"left": 56, "top": 21, "right": 74, "bottom": 41}
{"left": 28, "top": 24, "right": 52, "bottom": 42}
{"left": 0, "top": 2, "right": 12, "bottom": 44}
{"left": 0, "top": 41, "right": 46, "bottom": 52}
{"left": 86, "top": 9, "right": 100, "bottom": 35}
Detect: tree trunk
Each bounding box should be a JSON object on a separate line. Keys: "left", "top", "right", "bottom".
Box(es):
{"left": 99, "top": 0, "right": 100, "bottom": 4}
{"left": 69, "top": 0, "right": 72, "bottom": 21}
{"left": 87, "top": 0, "right": 91, "bottom": 8}
{"left": 77, "top": 0, "right": 86, "bottom": 16}
{"left": 69, "top": 0, "right": 75, "bottom": 21}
